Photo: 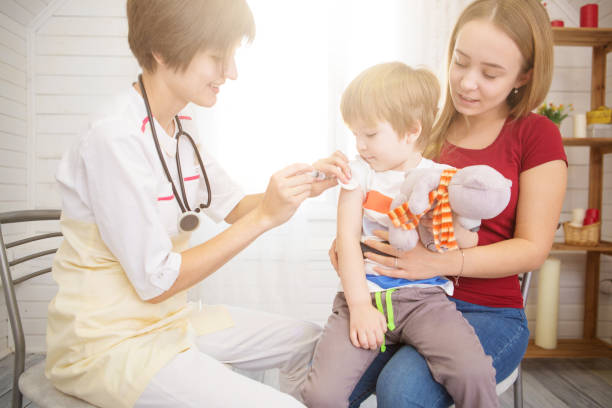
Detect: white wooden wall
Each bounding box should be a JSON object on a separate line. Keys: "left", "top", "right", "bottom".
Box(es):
{"left": 0, "top": 0, "right": 54, "bottom": 359}
{"left": 0, "top": 0, "right": 611, "bottom": 357}
{"left": 0, "top": 0, "right": 137, "bottom": 355}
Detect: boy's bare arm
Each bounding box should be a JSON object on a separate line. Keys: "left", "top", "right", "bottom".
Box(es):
{"left": 337, "top": 188, "right": 370, "bottom": 307}
{"left": 337, "top": 188, "right": 387, "bottom": 350}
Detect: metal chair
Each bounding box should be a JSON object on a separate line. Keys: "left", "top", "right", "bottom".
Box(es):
{"left": 510, "top": 270, "right": 532, "bottom": 408}
{"left": 449, "top": 271, "right": 532, "bottom": 408}
{"left": 0, "top": 210, "right": 95, "bottom": 408}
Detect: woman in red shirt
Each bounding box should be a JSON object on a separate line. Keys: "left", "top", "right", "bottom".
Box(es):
{"left": 342, "top": 0, "right": 567, "bottom": 406}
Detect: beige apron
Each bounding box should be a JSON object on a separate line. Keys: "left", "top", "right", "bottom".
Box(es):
{"left": 45, "top": 217, "right": 233, "bottom": 408}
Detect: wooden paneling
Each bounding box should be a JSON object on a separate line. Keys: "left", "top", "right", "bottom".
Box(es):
{"left": 55, "top": 0, "right": 127, "bottom": 17}
{"left": 0, "top": 1, "right": 35, "bottom": 26}
{"left": 38, "top": 16, "right": 127, "bottom": 36}
{"left": 34, "top": 55, "right": 138, "bottom": 76}
{"left": 526, "top": 338, "right": 612, "bottom": 358}
{"left": 0, "top": 1, "right": 31, "bottom": 357}
{"left": 36, "top": 35, "right": 131, "bottom": 56}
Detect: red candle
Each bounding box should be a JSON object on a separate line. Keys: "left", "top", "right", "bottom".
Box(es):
{"left": 584, "top": 208, "right": 600, "bottom": 225}
{"left": 580, "top": 4, "right": 598, "bottom": 28}
{"left": 551, "top": 20, "right": 564, "bottom": 27}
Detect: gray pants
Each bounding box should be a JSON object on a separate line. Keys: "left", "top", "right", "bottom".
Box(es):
{"left": 301, "top": 287, "right": 499, "bottom": 408}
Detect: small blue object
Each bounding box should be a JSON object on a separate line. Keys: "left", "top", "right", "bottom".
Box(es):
{"left": 366, "top": 274, "right": 449, "bottom": 289}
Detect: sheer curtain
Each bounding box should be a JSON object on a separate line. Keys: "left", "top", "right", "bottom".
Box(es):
{"left": 191, "top": 0, "right": 474, "bottom": 323}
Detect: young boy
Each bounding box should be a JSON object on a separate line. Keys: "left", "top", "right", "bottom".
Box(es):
{"left": 301, "top": 62, "right": 499, "bottom": 408}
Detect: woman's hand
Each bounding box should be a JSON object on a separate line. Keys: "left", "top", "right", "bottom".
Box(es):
{"left": 255, "top": 163, "right": 314, "bottom": 230}
{"left": 349, "top": 303, "right": 387, "bottom": 350}
{"left": 310, "top": 151, "right": 351, "bottom": 197}
{"left": 329, "top": 238, "right": 339, "bottom": 273}
{"left": 363, "top": 230, "right": 440, "bottom": 280}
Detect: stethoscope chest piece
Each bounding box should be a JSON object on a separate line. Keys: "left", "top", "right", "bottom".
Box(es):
{"left": 178, "top": 211, "right": 200, "bottom": 233}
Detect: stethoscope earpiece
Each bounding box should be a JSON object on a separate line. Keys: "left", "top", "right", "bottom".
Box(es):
{"left": 138, "top": 74, "right": 212, "bottom": 233}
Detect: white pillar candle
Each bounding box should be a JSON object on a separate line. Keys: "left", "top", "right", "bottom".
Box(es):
{"left": 535, "top": 257, "right": 561, "bottom": 349}
{"left": 571, "top": 208, "right": 586, "bottom": 226}
{"left": 573, "top": 113, "right": 587, "bottom": 138}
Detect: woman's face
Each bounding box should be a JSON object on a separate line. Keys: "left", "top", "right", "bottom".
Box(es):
{"left": 160, "top": 47, "right": 238, "bottom": 108}
{"left": 449, "top": 20, "right": 529, "bottom": 119}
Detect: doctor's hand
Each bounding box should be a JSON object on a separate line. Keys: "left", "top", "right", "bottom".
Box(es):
{"left": 310, "top": 151, "right": 351, "bottom": 197}
{"left": 255, "top": 163, "right": 314, "bottom": 230}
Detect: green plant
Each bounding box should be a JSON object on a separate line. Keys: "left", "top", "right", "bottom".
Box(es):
{"left": 537, "top": 102, "right": 573, "bottom": 125}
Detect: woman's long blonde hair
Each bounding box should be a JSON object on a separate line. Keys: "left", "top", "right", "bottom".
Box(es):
{"left": 425, "top": 0, "right": 553, "bottom": 159}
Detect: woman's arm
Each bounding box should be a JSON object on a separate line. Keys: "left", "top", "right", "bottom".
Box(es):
{"left": 337, "top": 188, "right": 387, "bottom": 350}
{"left": 364, "top": 160, "right": 567, "bottom": 280}
{"left": 148, "top": 163, "right": 314, "bottom": 303}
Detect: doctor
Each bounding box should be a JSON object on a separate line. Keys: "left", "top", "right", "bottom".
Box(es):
{"left": 45, "top": 0, "right": 349, "bottom": 407}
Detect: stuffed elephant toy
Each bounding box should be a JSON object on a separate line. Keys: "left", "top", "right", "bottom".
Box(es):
{"left": 388, "top": 165, "right": 512, "bottom": 252}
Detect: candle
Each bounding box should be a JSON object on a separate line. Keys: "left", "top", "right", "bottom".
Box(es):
{"left": 570, "top": 208, "right": 585, "bottom": 226}
{"left": 573, "top": 114, "right": 587, "bottom": 138}
{"left": 550, "top": 20, "right": 564, "bottom": 27}
{"left": 580, "top": 4, "right": 598, "bottom": 28}
{"left": 583, "top": 208, "right": 600, "bottom": 226}
{"left": 535, "top": 257, "right": 561, "bottom": 349}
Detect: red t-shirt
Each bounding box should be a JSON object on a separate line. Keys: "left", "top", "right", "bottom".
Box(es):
{"left": 437, "top": 113, "right": 567, "bottom": 308}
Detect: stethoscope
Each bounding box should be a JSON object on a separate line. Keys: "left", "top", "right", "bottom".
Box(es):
{"left": 138, "top": 74, "right": 211, "bottom": 233}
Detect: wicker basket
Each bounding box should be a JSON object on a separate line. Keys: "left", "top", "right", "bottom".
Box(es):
{"left": 563, "top": 221, "right": 600, "bottom": 246}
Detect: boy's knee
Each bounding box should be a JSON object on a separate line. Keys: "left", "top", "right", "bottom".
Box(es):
{"left": 294, "top": 321, "right": 322, "bottom": 347}
{"left": 449, "top": 355, "right": 496, "bottom": 388}
{"left": 302, "top": 376, "right": 347, "bottom": 408}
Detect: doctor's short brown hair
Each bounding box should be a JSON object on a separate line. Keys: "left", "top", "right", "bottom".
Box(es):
{"left": 127, "top": 0, "right": 255, "bottom": 73}
{"left": 340, "top": 62, "right": 440, "bottom": 152}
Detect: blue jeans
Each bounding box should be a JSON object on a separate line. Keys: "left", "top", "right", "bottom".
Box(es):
{"left": 348, "top": 297, "right": 529, "bottom": 408}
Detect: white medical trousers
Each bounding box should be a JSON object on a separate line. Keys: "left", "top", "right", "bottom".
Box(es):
{"left": 134, "top": 306, "right": 321, "bottom": 408}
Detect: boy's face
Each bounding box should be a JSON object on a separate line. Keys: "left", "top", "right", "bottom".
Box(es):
{"left": 351, "top": 121, "right": 417, "bottom": 172}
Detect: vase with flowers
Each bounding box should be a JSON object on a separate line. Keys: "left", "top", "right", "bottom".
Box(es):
{"left": 537, "top": 102, "right": 574, "bottom": 127}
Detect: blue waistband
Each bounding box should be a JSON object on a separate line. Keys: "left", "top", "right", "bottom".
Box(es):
{"left": 366, "top": 274, "right": 448, "bottom": 290}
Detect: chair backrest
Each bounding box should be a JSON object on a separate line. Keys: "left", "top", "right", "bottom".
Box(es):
{"left": 0, "top": 210, "right": 61, "bottom": 408}
{"left": 520, "top": 271, "right": 532, "bottom": 308}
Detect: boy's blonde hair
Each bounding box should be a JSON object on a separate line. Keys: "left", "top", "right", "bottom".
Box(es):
{"left": 127, "top": 0, "right": 255, "bottom": 73}
{"left": 426, "top": 0, "right": 553, "bottom": 158}
{"left": 341, "top": 62, "right": 440, "bottom": 151}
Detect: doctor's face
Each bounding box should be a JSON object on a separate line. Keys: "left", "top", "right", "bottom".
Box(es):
{"left": 163, "top": 47, "right": 239, "bottom": 108}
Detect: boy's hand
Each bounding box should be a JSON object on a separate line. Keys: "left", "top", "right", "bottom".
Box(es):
{"left": 421, "top": 212, "right": 478, "bottom": 249}
{"left": 348, "top": 303, "right": 387, "bottom": 350}
{"left": 310, "top": 151, "right": 351, "bottom": 197}
{"left": 453, "top": 219, "right": 478, "bottom": 248}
